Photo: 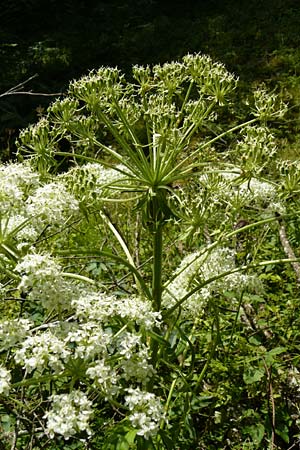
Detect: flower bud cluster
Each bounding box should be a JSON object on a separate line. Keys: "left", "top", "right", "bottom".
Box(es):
{"left": 60, "top": 162, "right": 130, "bottom": 203}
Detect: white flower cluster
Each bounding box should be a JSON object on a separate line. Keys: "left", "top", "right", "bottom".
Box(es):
{"left": 16, "top": 252, "right": 62, "bottom": 283}
{"left": 14, "top": 331, "right": 71, "bottom": 373}
{"left": 163, "top": 250, "right": 207, "bottom": 316}
{"left": 0, "top": 366, "right": 11, "bottom": 395}
{"left": 44, "top": 390, "right": 93, "bottom": 439}
{"left": 26, "top": 181, "right": 79, "bottom": 227}
{"left": 0, "top": 162, "right": 80, "bottom": 251}
{"left": 0, "top": 162, "right": 39, "bottom": 215}
{"left": 238, "top": 178, "right": 285, "bottom": 214}
{"left": 3, "top": 214, "right": 39, "bottom": 245}
{"left": 5, "top": 280, "right": 159, "bottom": 439}
{"left": 116, "top": 332, "right": 155, "bottom": 384}
{"left": 214, "top": 169, "right": 285, "bottom": 215}
{"left": 71, "top": 294, "right": 157, "bottom": 383}
{"left": 125, "top": 387, "right": 164, "bottom": 439}
{"left": 16, "top": 253, "right": 81, "bottom": 311}
{"left": 10, "top": 288, "right": 158, "bottom": 377}
{"left": 65, "top": 322, "right": 112, "bottom": 360}
{"left": 86, "top": 360, "right": 119, "bottom": 397}
{"left": 0, "top": 318, "right": 33, "bottom": 351}
{"left": 83, "top": 163, "right": 129, "bottom": 189}
{"left": 164, "top": 247, "right": 261, "bottom": 317}
{"left": 239, "top": 178, "right": 276, "bottom": 203}
{"left": 73, "top": 293, "right": 161, "bottom": 329}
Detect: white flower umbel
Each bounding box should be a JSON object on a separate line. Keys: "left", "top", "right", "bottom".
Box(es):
{"left": 163, "top": 250, "right": 205, "bottom": 315}
{"left": 216, "top": 170, "right": 284, "bottom": 213}
{"left": 44, "top": 390, "right": 93, "bottom": 439}
{"left": 0, "top": 366, "right": 11, "bottom": 395}
{"left": 0, "top": 318, "right": 33, "bottom": 351}
{"left": 65, "top": 322, "right": 112, "bottom": 360}
{"left": 125, "top": 387, "right": 164, "bottom": 439}
{"left": 0, "top": 162, "right": 39, "bottom": 215}
{"left": 164, "top": 247, "right": 261, "bottom": 318}
{"left": 26, "top": 182, "right": 79, "bottom": 227}
{"left": 73, "top": 293, "right": 161, "bottom": 329}
{"left": 233, "top": 177, "right": 285, "bottom": 215}
{"left": 14, "top": 331, "right": 71, "bottom": 373}
{"left": 16, "top": 253, "right": 81, "bottom": 312}
{"left": 16, "top": 252, "right": 62, "bottom": 287}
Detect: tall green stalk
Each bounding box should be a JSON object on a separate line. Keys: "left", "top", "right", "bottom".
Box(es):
{"left": 148, "top": 214, "right": 164, "bottom": 383}
{"left": 152, "top": 222, "right": 163, "bottom": 312}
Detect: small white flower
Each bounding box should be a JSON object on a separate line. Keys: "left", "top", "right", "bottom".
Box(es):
{"left": 65, "top": 322, "right": 111, "bottom": 360}
{"left": 163, "top": 247, "right": 262, "bottom": 318}
{"left": 239, "top": 178, "right": 277, "bottom": 203}
{"left": 2, "top": 214, "right": 39, "bottom": 243}
{"left": 0, "top": 163, "right": 39, "bottom": 214}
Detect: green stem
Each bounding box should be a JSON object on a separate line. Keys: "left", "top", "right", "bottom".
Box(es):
{"left": 152, "top": 222, "right": 163, "bottom": 312}
{"left": 170, "top": 116, "right": 258, "bottom": 178}
{"left": 62, "top": 272, "right": 96, "bottom": 285}
{"left": 225, "top": 291, "right": 245, "bottom": 360}
{"left": 0, "top": 243, "right": 20, "bottom": 262}
{"left": 160, "top": 378, "right": 177, "bottom": 430}
{"left": 194, "top": 319, "right": 218, "bottom": 393}
{"left": 148, "top": 222, "right": 164, "bottom": 389}
{"left": 99, "top": 209, "right": 145, "bottom": 295}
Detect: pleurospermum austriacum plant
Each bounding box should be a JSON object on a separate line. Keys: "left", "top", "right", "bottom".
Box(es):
{"left": 1, "top": 53, "right": 299, "bottom": 449}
